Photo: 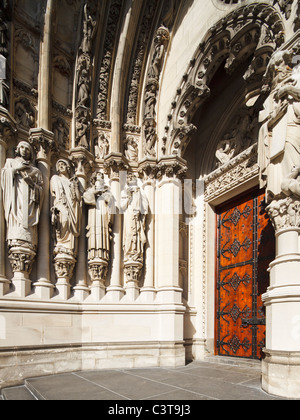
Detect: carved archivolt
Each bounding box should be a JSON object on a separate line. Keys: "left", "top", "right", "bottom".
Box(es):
{"left": 164, "top": 3, "right": 285, "bottom": 157}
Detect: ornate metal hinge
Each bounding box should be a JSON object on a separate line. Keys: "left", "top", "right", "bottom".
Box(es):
{"left": 241, "top": 318, "right": 265, "bottom": 327}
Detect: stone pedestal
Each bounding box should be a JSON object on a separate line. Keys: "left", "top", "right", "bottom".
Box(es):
{"left": 0, "top": 109, "right": 16, "bottom": 296}
{"left": 124, "top": 261, "right": 142, "bottom": 301}
{"left": 8, "top": 246, "right": 36, "bottom": 297}
{"left": 262, "top": 197, "right": 300, "bottom": 398}
{"left": 88, "top": 259, "right": 108, "bottom": 301}
{"left": 54, "top": 253, "right": 76, "bottom": 300}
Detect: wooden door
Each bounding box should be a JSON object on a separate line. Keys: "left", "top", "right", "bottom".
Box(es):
{"left": 215, "top": 189, "right": 275, "bottom": 360}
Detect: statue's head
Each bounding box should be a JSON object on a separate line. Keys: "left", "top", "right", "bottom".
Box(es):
{"left": 263, "top": 50, "right": 293, "bottom": 91}
{"left": 16, "top": 141, "right": 34, "bottom": 162}
{"left": 56, "top": 159, "right": 72, "bottom": 176}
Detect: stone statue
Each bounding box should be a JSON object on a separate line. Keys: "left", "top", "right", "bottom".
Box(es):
{"left": 95, "top": 133, "right": 109, "bottom": 159}
{"left": 216, "top": 137, "right": 238, "bottom": 167}
{"left": 50, "top": 159, "right": 82, "bottom": 256}
{"left": 259, "top": 50, "right": 300, "bottom": 200}
{"left": 83, "top": 171, "right": 114, "bottom": 263}
{"left": 282, "top": 166, "right": 300, "bottom": 199}
{"left": 80, "top": 3, "right": 97, "bottom": 55}
{"left": 121, "top": 174, "right": 148, "bottom": 264}
{"left": 147, "top": 26, "right": 169, "bottom": 81}
{"left": 124, "top": 137, "right": 138, "bottom": 162}
{"left": 1, "top": 141, "right": 44, "bottom": 250}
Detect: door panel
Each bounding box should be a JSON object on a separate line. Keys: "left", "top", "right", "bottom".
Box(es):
{"left": 215, "top": 189, "right": 275, "bottom": 360}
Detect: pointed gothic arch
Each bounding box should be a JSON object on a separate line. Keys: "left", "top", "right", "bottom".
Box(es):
{"left": 164, "top": 2, "right": 285, "bottom": 159}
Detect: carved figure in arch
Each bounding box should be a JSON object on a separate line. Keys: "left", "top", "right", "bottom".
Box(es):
{"left": 77, "top": 68, "right": 90, "bottom": 108}
{"left": 216, "top": 136, "right": 238, "bottom": 167}
{"left": 1, "top": 141, "right": 44, "bottom": 250}
{"left": 144, "top": 119, "right": 157, "bottom": 157}
{"left": 15, "top": 99, "right": 35, "bottom": 129}
{"left": 147, "top": 26, "right": 169, "bottom": 80}
{"left": 53, "top": 118, "right": 69, "bottom": 150}
{"left": 50, "top": 159, "right": 82, "bottom": 256}
{"left": 124, "top": 136, "right": 138, "bottom": 162}
{"left": 258, "top": 50, "right": 300, "bottom": 200}
{"left": 144, "top": 81, "right": 157, "bottom": 119}
{"left": 95, "top": 132, "right": 109, "bottom": 159}
{"left": 80, "top": 3, "right": 97, "bottom": 55}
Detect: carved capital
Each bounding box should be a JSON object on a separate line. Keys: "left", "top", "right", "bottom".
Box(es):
{"left": 124, "top": 261, "right": 143, "bottom": 285}
{"left": 70, "top": 146, "right": 94, "bottom": 179}
{"left": 156, "top": 156, "right": 187, "bottom": 181}
{"left": 103, "top": 153, "right": 128, "bottom": 179}
{"left": 88, "top": 259, "right": 108, "bottom": 285}
{"left": 138, "top": 157, "right": 158, "bottom": 181}
{"left": 267, "top": 197, "right": 300, "bottom": 232}
{"left": 29, "top": 128, "right": 57, "bottom": 160}
{"left": 8, "top": 246, "right": 36, "bottom": 276}
{"left": 54, "top": 253, "right": 76, "bottom": 282}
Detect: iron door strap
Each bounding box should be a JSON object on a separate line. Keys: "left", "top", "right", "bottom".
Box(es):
{"left": 241, "top": 317, "right": 266, "bottom": 327}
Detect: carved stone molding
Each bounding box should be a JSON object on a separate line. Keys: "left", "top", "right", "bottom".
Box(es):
{"left": 164, "top": 3, "right": 285, "bottom": 157}
{"left": 205, "top": 144, "right": 258, "bottom": 202}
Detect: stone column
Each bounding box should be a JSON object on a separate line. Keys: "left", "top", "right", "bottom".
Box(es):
{"left": 104, "top": 155, "right": 126, "bottom": 302}
{"left": 155, "top": 157, "right": 187, "bottom": 349}
{"left": 37, "top": 0, "right": 53, "bottom": 130}
{"left": 156, "top": 157, "right": 187, "bottom": 305}
{"left": 139, "top": 160, "right": 157, "bottom": 302}
{"left": 30, "top": 128, "right": 56, "bottom": 299}
{"left": 262, "top": 196, "right": 300, "bottom": 398}
{"left": 71, "top": 147, "right": 94, "bottom": 301}
{"left": 0, "top": 110, "right": 16, "bottom": 296}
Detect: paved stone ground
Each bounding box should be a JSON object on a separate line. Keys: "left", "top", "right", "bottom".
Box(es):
{"left": 0, "top": 359, "right": 291, "bottom": 400}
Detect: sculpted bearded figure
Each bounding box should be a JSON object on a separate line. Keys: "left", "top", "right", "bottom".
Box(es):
{"left": 1, "top": 142, "right": 44, "bottom": 251}
{"left": 83, "top": 171, "right": 114, "bottom": 263}
{"left": 50, "top": 159, "right": 82, "bottom": 257}
{"left": 259, "top": 50, "right": 300, "bottom": 200}
{"left": 121, "top": 174, "right": 148, "bottom": 264}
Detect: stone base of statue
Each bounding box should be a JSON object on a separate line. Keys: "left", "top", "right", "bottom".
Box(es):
{"left": 88, "top": 258, "right": 108, "bottom": 301}
{"left": 8, "top": 245, "right": 36, "bottom": 297}
{"left": 54, "top": 253, "right": 76, "bottom": 300}
{"left": 124, "top": 260, "right": 143, "bottom": 301}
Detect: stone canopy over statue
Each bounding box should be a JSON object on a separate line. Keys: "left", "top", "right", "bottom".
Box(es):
{"left": 259, "top": 50, "right": 300, "bottom": 202}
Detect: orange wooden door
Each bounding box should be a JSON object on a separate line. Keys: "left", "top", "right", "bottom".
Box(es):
{"left": 215, "top": 189, "right": 275, "bottom": 360}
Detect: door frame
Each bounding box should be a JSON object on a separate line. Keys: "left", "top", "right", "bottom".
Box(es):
{"left": 204, "top": 177, "right": 262, "bottom": 357}
{"left": 214, "top": 187, "right": 271, "bottom": 359}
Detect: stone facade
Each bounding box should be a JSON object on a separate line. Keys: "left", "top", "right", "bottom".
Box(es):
{"left": 0, "top": 0, "right": 299, "bottom": 398}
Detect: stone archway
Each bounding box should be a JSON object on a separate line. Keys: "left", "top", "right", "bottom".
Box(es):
{"left": 162, "top": 2, "right": 285, "bottom": 159}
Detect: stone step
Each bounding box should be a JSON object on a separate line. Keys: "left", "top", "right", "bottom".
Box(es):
{"left": 1, "top": 385, "right": 37, "bottom": 400}
{"left": 204, "top": 355, "right": 262, "bottom": 370}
